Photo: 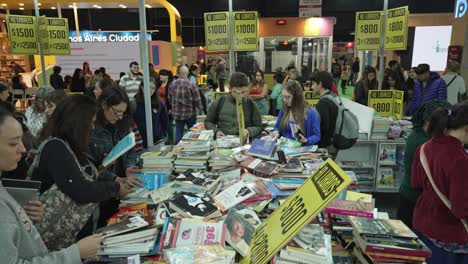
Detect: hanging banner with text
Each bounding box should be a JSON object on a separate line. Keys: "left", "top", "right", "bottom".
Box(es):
{"left": 304, "top": 91, "right": 321, "bottom": 108}
{"left": 384, "top": 6, "right": 409, "bottom": 50}
{"left": 7, "top": 15, "right": 39, "bottom": 55}
{"left": 42, "top": 17, "right": 70, "bottom": 55}
{"left": 368, "top": 90, "right": 404, "bottom": 118}
{"left": 355, "top": 11, "right": 383, "bottom": 51}
{"left": 233, "top": 11, "right": 259, "bottom": 51}
{"left": 240, "top": 159, "right": 351, "bottom": 264}
{"left": 204, "top": 12, "right": 230, "bottom": 52}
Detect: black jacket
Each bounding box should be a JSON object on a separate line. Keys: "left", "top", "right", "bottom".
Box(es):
{"left": 316, "top": 92, "right": 338, "bottom": 148}
{"left": 50, "top": 73, "right": 65, "bottom": 89}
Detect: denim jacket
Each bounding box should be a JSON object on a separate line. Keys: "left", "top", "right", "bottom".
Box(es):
{"left": 89, "top": 120, "right": 137, "bottom": 181}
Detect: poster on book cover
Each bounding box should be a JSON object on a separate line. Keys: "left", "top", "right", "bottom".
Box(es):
{"left": 368, "top": 90, "right": 403, "bottom": 118}
{"left": 234, "top": 11, "right": 258, "bottom": 51}
{"left": 384, "top": 6, "right": 409, "bottom": 50}
{"left": 355, "top": 11, "right": 383, "bottom": 51}
{"left": 204, "top": 12, "right": 230, "bottom": 52}
{"left": 240, "top": 159, "right": 352, "bottom": 264}
{"left": 7, "top": 15, "right": 38, "bottom": 54}
{"left": 304, "top": 91, "right": 321, "bottom": 108}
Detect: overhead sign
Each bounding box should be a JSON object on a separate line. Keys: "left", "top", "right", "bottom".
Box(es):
{"left": 240, "top": 159, "right": 351, "bottom": 264}
{"left": 7, "top": 15, "right": 38, "bottom": 55}
{"left": 40, "top": 17, "right": 70, "bottom": 55}
{"left": 384, "top": 6, "right": 409, "bottom": 50}
{"left": 233, "top": 11, "right": 258, "bottom": 51}
{"left": 69, "top": 30, "right": 151, "bottom": 43}
{"left": 368, "top": 90, "right": 404, "bottom": 118}
{"left": 299, "top": 0, "right": 322, "bottom": 17}
{"left": 304, "top": 91, "right": 321, "bottom": 108}
{"left": 355, "top": 11, "right": 383, "bottom": 51}
{"left": 455, "top": 0, "right": 467, "bottom": 18}
{"left": 204, "top": 12, "right": 230, "bottom": 52}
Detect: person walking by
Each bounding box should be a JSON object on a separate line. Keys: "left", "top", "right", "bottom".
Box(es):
{"left": 170, "top": 66, "right": 204, "bottom": 143}
{"left": 351, "top": 57, "right": 360, "bottom": 86}
{"left": 331, "top": 58, "right": 342, "bottom": 87}
{"left": 215, "top": 59, "right": 227, "bottom": 92}
{"left": 442, "top": 61, "right": 466, "bottom": 105}
{"left": 353, "top": 66, "right": 378, "bottom": 106}
{"left": 340, "top": 63, "right": 351, "bottom": 95}
{"left": 409, "top": 64, "right": 447, "bottom": 115}
{"left": 119, "top": 61, "right": 143, "bottom": 99}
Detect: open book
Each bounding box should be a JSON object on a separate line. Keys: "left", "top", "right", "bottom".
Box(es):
{"left": 102, "top": 132, "right": 136, "bottom": 167}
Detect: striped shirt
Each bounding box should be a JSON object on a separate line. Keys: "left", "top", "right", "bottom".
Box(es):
{"left": 119, "top": 73, "right": 142, "bottom": 99}
{"left": 409, "top": 73, "right": 447, "bottom": 115}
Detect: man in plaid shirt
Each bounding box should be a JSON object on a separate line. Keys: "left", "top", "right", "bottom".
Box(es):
{"left": 170, "top": 66, "right": 204, "bottom": 143}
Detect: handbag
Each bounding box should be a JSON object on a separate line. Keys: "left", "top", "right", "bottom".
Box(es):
{"left": 419, "top": 143, "right": 468, "bottom": 233}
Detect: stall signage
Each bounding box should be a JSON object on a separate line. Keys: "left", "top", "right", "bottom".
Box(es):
{"left": 384, "top": 6, "right": 408, "bottom": 50}
{"left": 204, "top": 12, "right": 230, "bottom": 52}
{"left": 240, "top": 159, "right": 351, "bottom": 264}
{"left": 233, "top": 11, "right": 258, "bottom": 51}
{"left": 69, "top": 31, "right": 151, "bottom": 43}
{"left": 355, "top": 11, "right": 383, "bottom": 51}
{"left": 368, "top": 90, "right": 404, "bottom": 118}
{"left": 42, "top": 17, "right": 70, "bottom": 55}
{"left": 7, "top": 15, "right": 38, "bottom": 55}
{"left": 455, "top": 0, "right": 467, "bottom": 18}
{"left": 304, "top": 91, "right": 321, "bottom": 108}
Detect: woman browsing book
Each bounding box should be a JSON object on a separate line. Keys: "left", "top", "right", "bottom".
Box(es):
{"left": 411, "top": 101, "right": 468, "bottom": 263}
{"left": 0, "top": 108, "right": 105, "bottom": 263}
{"left": 271, "top": 80, "right": 321, "bottom": 146}
{"left": 28, "top": 95, "right": 127, "bottom": 251}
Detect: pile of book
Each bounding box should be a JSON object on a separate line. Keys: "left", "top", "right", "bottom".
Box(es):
{"left": 371, "top": 117, "right": 392, "bottom": 140}
{"left": 140, "top": 148, "right": 175, "bottom": 171}
{"left": 209, "top": 153, "right": 237, "bottom": 171}
{"left": 350, "top": 217, "right": 432, "bottom": 264}
{"left": 216, "top": 135, "right": 241, "bottom": 149}
{"left": 173, "top": 169, "right": 223, "bottom": 195}
{"left": 174, "top": 149, "right": 212, "bottom": 172}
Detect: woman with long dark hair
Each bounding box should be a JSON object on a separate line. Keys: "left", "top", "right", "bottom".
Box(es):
{"left": 157, "top": 69, "right": 173, "bottom": 110}
{"left": 134, "top": 82, "right": 169, "bottom": 147}
{"left": 270, "top": 80, "right": 320, "bottom": 146}
{"left": 29, "top": 95, "right": 127, "bottom": 250}
{"left": 70, "top": 68, "right": 86, "bottom": 93}
{"left": 249, "top": 70, "right": 269, "bottom": 115}
{"left": 411, "top": 101, "right": 468, "bottom": 263}
{"left": 353, "top": 65, "right": 378, "bottom": 106}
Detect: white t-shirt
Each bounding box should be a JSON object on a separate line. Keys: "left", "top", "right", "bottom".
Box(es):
{"left": 442, "top": 73, "right": 466, "bottom": 105}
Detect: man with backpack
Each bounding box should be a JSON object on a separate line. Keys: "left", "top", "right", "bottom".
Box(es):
{"left": 310, "top": 71, "right": 359, "bottom": 158}
{"left": 204, "top": 72, "right": 263, "bottom": 139}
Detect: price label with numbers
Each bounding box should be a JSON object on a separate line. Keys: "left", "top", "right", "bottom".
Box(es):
{"left": 240, "top": 159, "right": 351, "bottom": 264}
{"left": 355, "top": 11, "right": 383, "bottom": 51}
{"left": 392, "top": 90, "right": 404, "bottom": 119}
{"left": 304, "top": 91, "right": 321, "bottom": 108}
{"left": 385, "top": 6, "right": 408, "bottom": 50}
{"left": 368, "top": 90, "right": 404, "bottom": 118}
{"left": 204, "top": 12, "right": 230, "bottom": 52}
{"left": 43, "top": 17, "right": 70, "bottom": 55}
{"left": 233, "top": 11, "right": 258, "bottom": 51}
{"left": 7, "top": 15, "right": 39, "bottom": 55}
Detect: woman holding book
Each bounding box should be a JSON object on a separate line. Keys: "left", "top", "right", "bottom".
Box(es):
{"left": 271, "top": 80, "right": 320, "bottom": 146}
{"left": 0, "top": 107, "right": 105, "bottom": 264}
{"left": 411, "top": 101, "right": 468, "bottom": 263}
{"left": 249, "top": 70, "right": 269, "bottom": 115}
{"left": 134, "top": 82, "right": 169, "bottom": 147}
{"left": 29, "top": 95, "right": 128, "bottom": 251}
{"left": 398, "top": 100, "right": 451, "bottom": 228}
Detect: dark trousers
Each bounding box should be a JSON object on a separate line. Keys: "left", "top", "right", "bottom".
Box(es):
{"left": 175, "top": 116, "right": 196, "bottom": 143}
{"left": 415, "top": 230, "right": 468, "bottom": 264}
{"left": 218, "top": 78, "right": 226, "bottom": 92}
{"left": 397, "top": 195, "right": 416, "bottom": 229}
{"left": 340, "top": 79, "right": 347, "bottom": 94}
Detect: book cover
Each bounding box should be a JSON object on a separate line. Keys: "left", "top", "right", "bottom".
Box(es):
{"left": 173, "top": 218, "right": 226, "bottom": 248}
{"left": 349, "top": 217, "right": 418, "bottom": 240}
{"left": 345, "top": 191, "right": 373, "bottom": 202}
{"left": 282, "top": 145, "right": 319, "bottom": 157}
{"left": 107, "top": 203, "right": 148, "bottom": 225}
{"left": 248, "top": 139, "right": 277, "bottom": 158}
{"left": 241, "top": 180, "right": 272, "bottom": 204}
{"left": 102, "top": 132, "right": 136, "bottom": 167}
{"left": 213, "top": 181, "right": 256, "bottom": 211}
{"left": 325, "top": 199, "right": 375, "bottom": 218}
{"left": 96, "top": 215, "right": 149, "bottom": 238}
{"left": 377, "top": 168, "right": 394, "bottom": 187}
{"left": 379, "top": 144, "right": 396, "bottom": 165}
{"left": 225, "top": 208, "right": 255, "bottom": 257}
{"left": 134, "top": 172, "right": 167, "bottom": 191}
{"left": 235, "top": 207, "right": 262, "bottom": 228}
{"left": 289, "top": 224, "right": 327, "bottom": 258}
{"left": 103, "top": 228, "right": 158, "bottom": 246}
{"left": 169, "top": 192, "right": 221, "bottom": 218}
{"left": 280, "top": 157, "right": 304, "bottom": 173}
{"left": 2, "top": 178, "right": 41, "bottom": 206}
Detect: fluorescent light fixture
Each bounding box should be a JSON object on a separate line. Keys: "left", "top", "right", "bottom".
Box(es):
{"left": 19, "top": 3, "right": 24, "bottom": 6}
{"left": 68, "top": 5, "right": 73, "bottom": 8}
{"left": 51, "top": 6, "right": 56, "bottom": 9}
{"left": 145, "top": 4, "right": 151, "bottom": 8}
{"left": 1, "top": 4, "right": 7, "bottom": 6}
{"left": 119, "top": 4, "right": 127, "bottom": 8}
{"left": 96, "top": 6, "right": 102, "bottom": 9}
{"left": 19, "top": 7, "right": 24, "bottom": 10}
{"left": 37, "top": 3, "right": 41, "bottom": 6}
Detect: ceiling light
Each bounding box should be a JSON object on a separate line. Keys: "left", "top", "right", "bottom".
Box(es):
{"left": 96, "top": 6, "right": 102, "bottom": 9}
{"left": 145, "top": 4, "right": 151, "bottom": 8}
{"left": 37, "top": 3, "right": 41, "bottom": 6}
{"left": 68, "top": 5, "right": 73, "bottom": 8}
{"left": 19, "top": 7, "right": 24, "bottom": 10}
{"left": 1, "top": 4, "right": 7, "bottom": 6}
{"left": 19, "top": 3, "right": 24, "bottom": 6}
{"left": 51, "top": 6, "right": 56, "bottom": 9}
{"left": 120, "top": 5, "right": 127, "bottom": 8}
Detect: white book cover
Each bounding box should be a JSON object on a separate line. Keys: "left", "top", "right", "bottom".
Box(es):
{"left": 174, "top": 219, "right": 226, "bottom": 248}
{"left": 377, "top": 167, "right": 394, "bottom": 188}
{"left": 213, "top": 181, "right": 256, "bottom": 211}
{"left": 379, "top": 144, "right": 397, "bottom": 165}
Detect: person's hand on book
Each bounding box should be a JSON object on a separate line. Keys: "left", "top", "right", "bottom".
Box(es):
{"left": 23, "top": 200, "right": 44, "bottom": 223}
{"left": 116, "top": 182, "right": 130, "bottom": 199}
{"left": 298, "top": 133, "right": 307, "bottom": 144}
{"left": 125, "top": 166, "right": 143, "bottom": 187}
{"left": 270, "top": 131, "right": 279, "bottom": 140}
{"left": 76, "top": 233, "right": 105, "bottom": 259}
{"left": 216, "top": 131, "right": 225, "bottom": 138}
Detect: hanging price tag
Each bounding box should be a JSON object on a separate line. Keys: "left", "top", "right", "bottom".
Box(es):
{"left": 385, "top": 6, "right": 409, "bottom": 50}
{"left": 368, "top": 90, "right": 405, "bottom": 118}
{"left": 7, "top": 15, "right": 39, "bottom": 55}
{"left": 304, "top": 91, "right": 321, "bottom": 108}
{"left": 204, "top": 12, "right": 230, "bottom": 52}
{"left": 43, "top": 17, "right": 70, "bottom": 55}
{"left": 355, "top": 11, "right": 383, "bottom": 51}
{"left": 233, "top": 11, "right": 258, "bottom": 51}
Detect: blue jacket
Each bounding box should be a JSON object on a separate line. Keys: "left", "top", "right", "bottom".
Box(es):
{"left": 409, "top": 72, "right": 447, "bottom": 115}
{"left": 274, "top": 107, "right": 321, "bottom": 146}
{"left": 134, "top": 101, "right": 169, "bottom": 148}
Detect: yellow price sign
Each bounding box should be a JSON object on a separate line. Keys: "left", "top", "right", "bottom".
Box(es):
{"left": 234, "top": 11, "right": 258, "bottom": 51}
{"left": 240, "top": 159, "right": 351, "bottom": 264}
{"left": 355, "top": 11, "right": 383, "bottom": 51}
{"left": 385, "top": 6, "right": 409, "bottom": 50}
{"left": 369, "top": 90, "right": 394, "bottom": 117}
{"left": 7, "top": 15, "right": 39, "bottom": 55}
{"left": 304, "top": 91, "right": 321, "bottom": 108}
{"left": 43, "top": 17, "right": 70, "bottom": 55}
{"left": 204, "top": 12, "right": 230, "bottom": 52}
{"left": 393, "top": 90, "right": 404, "bottom": 119}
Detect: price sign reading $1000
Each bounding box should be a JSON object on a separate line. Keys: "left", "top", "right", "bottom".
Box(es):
{"left": 233, "top": 11, "right": 258, "bottom": 51}
{"left": 204, "top": 12, "right": 230, "bottom": 52}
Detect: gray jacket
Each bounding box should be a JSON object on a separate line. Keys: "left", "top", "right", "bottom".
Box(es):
{"left": 0, "top": 184, "right": 81, "bottom": 264}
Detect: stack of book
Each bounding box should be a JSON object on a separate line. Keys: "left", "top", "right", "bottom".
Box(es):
{"left": 173, "top": 169, "right": 223, "bottom": 194}
{"left": 209, "top": 153, "right": 237, "bottom": 171}
{"left": 182, "top": 130, "right": 214, "bottom": 141}
{"left": 174, "top": 150, "right": 212, "bottom": 172}
{"left": 371, "top": 117, "right": 392, "bottom": 140}
{"left": 176, "top": 139, "right": 212, "bottom": 152}
{"left": 216, "top": 135, "right": 241, "bottom": 149}
{"left": 168, "top": 192, "right": 222, "bottom": 219}
{"left": 240, "top": 156, "right": 278, "bottom": 178}
{"left": 140, "top": 151, "right": 175, "bottom": 170}
{"left": 350, "top": 217, "right": 432, "bottom": 264}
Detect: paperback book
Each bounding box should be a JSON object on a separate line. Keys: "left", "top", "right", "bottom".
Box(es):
{"left": 168, "top": 192, "right": 221, "bottom": 219}
{"left": 102, "top": 132, "right": 136, "bottom": 167}
{"left": 325, "top": 199, "right": 375, "bottom": 218}
{"left": 247, "top": 139, "right": 278, "bottom": 160}
{"left": 379, "top": 144, "right": 396, "bottom": 165}
{"left": 213, "top": 181, "right": 256, "bottom": 211}
{"left": 377, "top": 168, "right": 394, "bottom": 188}
{"left": 224, "top": 208, "right": 256, "bottom": 257}
{"left": 1, "top": 178, "right": 41, "bottom": 206}
{"left": 96, "top": 215, "right": 149, "bottom": 238}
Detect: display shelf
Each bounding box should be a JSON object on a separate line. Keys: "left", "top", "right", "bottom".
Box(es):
{"left": 374, "top": 187, "right": 400, "bottom": 193}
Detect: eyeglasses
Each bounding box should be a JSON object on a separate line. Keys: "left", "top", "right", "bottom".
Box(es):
{"left": 111, "top": 106, "right": 126, "bottom": 117}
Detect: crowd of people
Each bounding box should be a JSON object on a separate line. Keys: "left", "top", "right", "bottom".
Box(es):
{"left": 0, "top": 54, "right": 467, "bottom": 263}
